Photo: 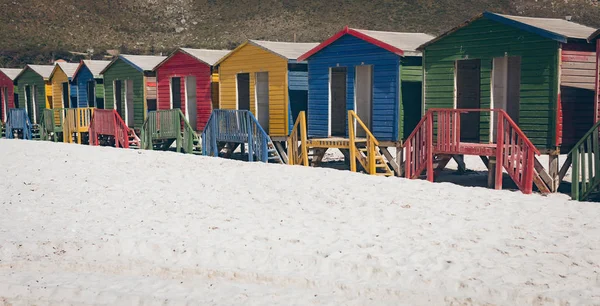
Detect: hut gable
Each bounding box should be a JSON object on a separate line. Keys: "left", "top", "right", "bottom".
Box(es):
{"left": 299, "top": 27, "right": 434, "bottom": 61}
{"left": 0, "top": 68, "right": 23, "bottom": 81}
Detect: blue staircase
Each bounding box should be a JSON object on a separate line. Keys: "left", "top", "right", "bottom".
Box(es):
{"left": 5, "top": 108, "right": 32, "bottom": 140}
{"left": 201, "top": 110, "right": 282, "bottom": 163}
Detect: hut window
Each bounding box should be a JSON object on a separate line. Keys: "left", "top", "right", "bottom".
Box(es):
{"left": 236, "top": 73, "right": 250, "bottom": 111}
{"left": 329, "top": 67, "right": 347, "bottom": 137}
{"left": 184, "top": 76, "right": 197, "bottom": 130}
{"left": 255, "top": 72, "right": 269, "bottom": 132}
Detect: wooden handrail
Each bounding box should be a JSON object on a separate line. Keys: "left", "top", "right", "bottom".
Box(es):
{"left": 348, "top": 110, "right": 379, "bottom": 146}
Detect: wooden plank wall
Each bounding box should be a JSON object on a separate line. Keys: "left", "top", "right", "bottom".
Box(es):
{"left": 423, "top": 18, "right": 559, "bottom": 149}
{"left": 558, "top": 42, "right": 597, "bottom": 150}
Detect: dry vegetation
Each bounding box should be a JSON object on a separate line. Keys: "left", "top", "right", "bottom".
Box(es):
{"left": 1, "top": 0, "right": 599, "bottom": 67}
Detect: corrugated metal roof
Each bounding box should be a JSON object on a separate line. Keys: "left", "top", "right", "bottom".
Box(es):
{"left": 351, "top": 28, "right": 434, "bottom": 55}
{"left": 0, "top": 68, "right": 23, "bottom": 81}
{"left": 82, "top": 60, "right": 112, "bottom": 77}
{"left": 496, "top": 13, "right": 597, "bottom": 40}
{"left": 180, "top": 48, "right": 230, "bottom": 66}
{"left": 250, "top": 40, "right": 320, "bottom": 59}
{"left": 28, "top": 64, "right": 55, "bottom": 79}
{"left": 120, "top": 54, "right": 167, "bottom": 71}
{"left": 56, "top": 62, "right": 80, "bottom": 78}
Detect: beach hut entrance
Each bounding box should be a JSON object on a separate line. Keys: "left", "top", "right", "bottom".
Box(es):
{"left": 62, "top": 83, "right": 70, "bottom": 108}
{"left": 24, "top": 85, "right": 37, "bottom": 123}
{"left": 237, "top": 73, "right": 250, "bottom": 111}
{"left": 491, "top": 56, "right": 521, "bottom": 141}
{"left": 170, "top": 77, "right": 182, "bottom": 110}
{"left": 1, "top": 87, "right": 6, "bottom": 122}
{"left": 355, "top": 65, "right": 373, "bottom": 137}
{"left": 255, "top": 72, "right": 269, "bottom": 132}
{"left": 125, "top": 80, "right": 134, "bottom": 126}
{"left": 185, "top": 76, "right": 197, "bottom": 130}
{"left": 330, "top": 67, "right": 347, "bottom": 136}
{"left": 87, "top": 81, "right": 96, "bottom": 108}
{"left": 114, "top": 80, "right": 123, "bottom": 119}
{"left": 456, "top": 59, "right": 481, "bottom": 142}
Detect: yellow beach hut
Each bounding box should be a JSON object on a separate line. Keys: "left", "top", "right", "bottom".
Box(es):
{"left": 49, "top": 61, "right": 80, "bottom": 109}
{"left": 214, "top": 40, "right": 318, "bottom": 140}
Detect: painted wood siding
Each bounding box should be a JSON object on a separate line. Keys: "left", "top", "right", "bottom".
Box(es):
{"left": 306, "top": 34, "right": 400, "bottom": 141}
{"left": 75, "top": 65, "right": 94, "bottom": 107}
{"left": 288, "top": 63, "right": 309, "bottom": 135}
{"left": 423, "top": 18, "right": 559, "bottom": 149}
{"left": 399, "top": 56, "right": 423, "bottom": 139}
{"left": 156, "top": 51, "right": 213, "bottom": 131}
{"left": 15, "top": 69, "right": 46, "bottom": 119}
{"left": 558, "top": 42, "right": 597, "bottom": 150}
{"left": 102, "top": 59, "right": 145, "bottom": 128}
{"left": 218, "top": 44, "right": 289, "bottom": 136}
{"left": 51, "top": 68, "right": 69, "bottom": 109}
{"left": 0, "top": 72, "right": 15, "bottom": 122}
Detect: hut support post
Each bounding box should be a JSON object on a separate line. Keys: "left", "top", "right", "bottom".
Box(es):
{"left": 549, "top": 154, "right": 559, "bottom": 192}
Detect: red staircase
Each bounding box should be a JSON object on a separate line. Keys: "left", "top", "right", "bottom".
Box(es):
{"left": 404, "top": 109, "right": 547, "bottom": 194}
{"left": 89, "top": 109, "right": 140, "bottom": 149}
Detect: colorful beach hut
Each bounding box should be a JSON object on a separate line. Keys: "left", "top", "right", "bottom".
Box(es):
{"left": 72, "top": 60, "right": 111, "bottom": 108}
{"left": 214, "top": 40, "right": 318, "bottom": 139}
{"left": 154, "top": 48, "right": 229, "bottom": 131}
{"left": 100, "top": 54, "right": 166, "bottom": 129}
{"left": 49, "top": 62, "right": 80, "bottom": 109}
{"left": 0, "top": 68, "right": 21, "bottom": 123}
{"left": 416, "top": 12, "right": 599, "bottom": 191}
{"left": 14, "top": 64, "right": 55, "bottom": 124}
{"left": 297, "top": 27, "right": 434, "bottom": 142}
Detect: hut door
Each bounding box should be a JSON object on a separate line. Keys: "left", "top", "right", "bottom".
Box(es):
{"left": 171, "top": 77, "right": 182, "bottom": 110}
{"left": 24, "top": 85, "right": 31, "bottom": 117}
{"left": 237, "top": 73, "right": 250, "bottom": 110}
{"left": 330, "top": 67, "right": 347, "bottom": 137}
{"left": 87, "top": 81, "right": 96, "bottom": 107}
{"left": 1, "top": 87, "right": 6, "bottom": 122}
{"left": 185, "top": 76, "right": 197, "bottom": 130}
{"left": 62, "top": 83, "right": 70, "bottom": 108}
{"left": 255, "top": 72, "right": 269, "bottom": 132}
{"left": 456, "top": 59, "right": 481, "bottom": 142}
{"left": 30, "top": 85, "right": 37, "bottom": 124}
{"left": 492, "top": 56, "right": 521, "bottom": 141}
{"left": 125, "top": 80, "right": 134, "bottom": 126}
{"left": 114, "top": 80, "right": 123, "bottom": 118}
{"left": 355, "top": 65, "right": 373, "bottom": 137}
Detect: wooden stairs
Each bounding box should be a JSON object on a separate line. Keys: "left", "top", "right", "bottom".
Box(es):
{"left": 201, "top": 109, "right": 283, "bottom": 163}
{"left": 287, "top": 111, "right": 393, "bottom": 176}
{"left": 89, "top": 109, "right": 139, "bottom": 149}
{"left": 140, "top": 109, "right": 201, "bottom": 154}
{"left": 404, "top": 108, "right": 550, "bottom": 194}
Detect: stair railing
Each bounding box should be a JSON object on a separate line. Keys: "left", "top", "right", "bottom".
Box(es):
{"left": 287, "top": 111, "right": 308, "bottom": 166}
{"left": 6, "top": 108, "right": 32, "bottom": 140}
{"left": 567, "top": 119, "right": 600, "bottom": 200}
{"left": 89, "top": 109, "right": 130, "bottom": 148}
{"left": 140, "top": 109, "right": 200, "bottom": 153}
{"left": 201, "top": 109, "right": 275, "bottom": 162}
{"left": 348, "top": 110, "right": 380, "bottom": 174}
{"left": 494, "top": 110, "right": 539, "bottom": 194}
{"left": 404, "top": 112, "right": 432, "bottom": 180}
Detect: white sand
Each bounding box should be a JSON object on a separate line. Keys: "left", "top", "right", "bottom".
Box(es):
{"left": 0, "top": 139, "right": 599, "bottom": 305}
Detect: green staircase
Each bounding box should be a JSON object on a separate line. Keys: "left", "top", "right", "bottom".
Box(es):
{"left": 564, "top": 120, "right": 600, "bottom": 201}
{"left": 140, "top": 109, "right": 201, "bottom": 154}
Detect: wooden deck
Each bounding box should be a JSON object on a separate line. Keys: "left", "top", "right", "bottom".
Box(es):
{"left": 307, "top": 137, "right": 367, "bottom": 149}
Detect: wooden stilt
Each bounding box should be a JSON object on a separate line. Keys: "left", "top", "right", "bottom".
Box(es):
{"left": 488, "top": 156, "right": 497, "bottom": 189}
{"left": 549, "top": 154, "right": 559, "bottom": 192}
{"left": 396, "top": 142, "right": 404, "bottom": 176}
{"left": 379, "top": 147, "right": 400, "bottom": 176}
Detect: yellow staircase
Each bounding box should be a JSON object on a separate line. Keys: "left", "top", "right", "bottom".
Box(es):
{"left": 287, "top": 110, "right": 393, "bottom": 177}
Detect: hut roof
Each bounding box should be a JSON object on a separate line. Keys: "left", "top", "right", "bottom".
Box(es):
{"left": 79, "top": 60, "right": 112, "bottom": 78}
{"left": 0, "top": 68, "right": 23, "bottom": 81}
{"left": 418, "top": 12, "right": 599, "bottom": 50}
{"left": 179, "top": 48, "right": 230, "bottom": 66}
{"left": 25, "top": 65, "right": 55, "bottom": 80}
{"left": 214, "top": 40, "right": 319, "bottom": 65}
{"left": 119, "top": 54, "right": 167, "bottom": 72}
{"left": 56, "top": 62, "right": 80, "bottom": 78}
{"left": 298, "top": 26, "right": 434, "bottom": 61}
